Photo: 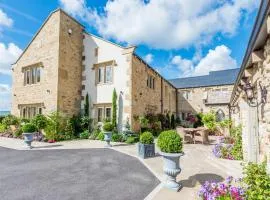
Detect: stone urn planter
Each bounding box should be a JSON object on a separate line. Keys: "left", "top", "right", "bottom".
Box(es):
{"left": 157, "top": 130, "right": 184, "bottom": 191}
{"left": 138, "top": 131, "right": 155, "bottom": 159}
{"left": 22, "top": 123, "right": 37, "bottom": 149}
{"left": 103, "top": 122, "right": 114, "bottom": 147}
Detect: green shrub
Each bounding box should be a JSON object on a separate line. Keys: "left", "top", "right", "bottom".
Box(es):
{"left": 44, "top": 112, "right": 67, "bottom": 141}
{"left": 80, "top": 130, "right": 90, "bottom": 139}
{"left": 230, "top": 125, "right": 243, "bottom": 160}
{"left": 139, "top": 116, "right": 149, "bottom": 128}
{"left": 13, "top": 128, "right": 22, "bottom": 137}
{"left": 63, "top": 118, "right": 76, "bottom": 140}
{"left": 243, "top": 161, "right": 270, "bottom": 200}
{"left": 0, "top": 123, "right": 7, "bottom": 133}
{"left": 2, "top": 115, "right": 19, "bottom": 126}
{"left": 97, "top": 132, "right": 104, "bottom": 140}
{"left": 103, "top": 122, "right": 114, "bottom": 132}
{"left": 20, "top": 118, "right": 30, "bottom": 124}
{"left": 126, "top": 136, "right": 139, "bottom": 144}
{"left": 80, "top": 116, "right": 92, "bottom": 132}
{"left": 202, "top": 111, "right": 217, "bottom": 131}
{"left": 157, "top": 130, "right": 183, "bottom": 153}
{"left": 31, "top": 114, "right": 47, "bottom": 130}
{"left": 22, "top": 123, "right": 37, "bottom": 133}
{"left": 112, "top": 133, "right": 124, "bottom": 142}
{"left": 140, "top": 131, "right": 154, "bottom": 144}
{"left": 175, "top": 116, "right": 181, "bottom": 126}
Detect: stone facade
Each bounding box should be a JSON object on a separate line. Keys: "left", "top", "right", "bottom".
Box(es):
{"left": 11, "top": 10, "right": 84, "bottom": 117}
{"left": 12, "top": 11, "right": 61, "bottom": 116}
{"left": 177, "top": 85, "right": 234, "bottom": 119}
{"left": 131, "top": 55, "right": 176, "bottom": 131}
{"left": 231, "top": 38, "right": 270, "bottom": 163}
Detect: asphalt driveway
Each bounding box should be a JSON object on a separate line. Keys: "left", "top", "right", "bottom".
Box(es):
{"left": 0, "top": 147, "right": 159, "bottom": 200}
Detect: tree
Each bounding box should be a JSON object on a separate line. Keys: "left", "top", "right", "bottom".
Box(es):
{"left": 84, "top": 93, "right": 89, "bottom": 117}
{"left": 170, "top": 114, "right": 176, "bottom": 129}
{"left": 165, "top": 113, "right": 170, "bottom": 129}
{"left": 175, "top": 115, "right": 181, "bottom": 126}
{"left": 112, "top": 88, "right": 117, "bottom": 128}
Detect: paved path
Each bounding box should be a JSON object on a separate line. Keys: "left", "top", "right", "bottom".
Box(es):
{"left": 0, "top": 146, "right": 159, "bottom": 200}
{"left": 0, "top": 137, "right": 243, "bottom": 200}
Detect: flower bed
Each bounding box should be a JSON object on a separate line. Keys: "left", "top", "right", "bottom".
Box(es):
{"left": 198, "top": 176, "right": 245, "bottom": 200}
{"left": 212, "top": 126, "right": 243, "bottom": 160}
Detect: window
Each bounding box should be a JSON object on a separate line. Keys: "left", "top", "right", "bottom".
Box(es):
{"left": 105, "top": 107, "right": 111, "bottom": 121}
{"left": 96, "top": 106, "right": 112, "bottom": 122}
{"left": 24, "top": 66, "right": 41, "bottom": 85}
{"left": 98, "top": 67, "right": 104, "bottom": 83}
{"left": 105, "top": 66, "right": 113, "bottom": 83}
{"left": 20, "top": 105, "right": 43, "bottom": 119}
{"left": 97, "top": 108, "right": 103, "bottom": 122}
{"left": 183, "top": 91, "right": 191, "bottom": 100}
{"left": 97, "top": 65, "right": 113, "bottom": 84}
{"left": 147, "top": 74, "right": 155, "bottom": 89}
{"left": 216, "top": 109, "right": 225, "bottom": 122}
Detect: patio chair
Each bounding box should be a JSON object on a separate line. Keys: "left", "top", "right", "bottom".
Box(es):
{"left": 176, "top": 126, "right": 193, "bottom": 143}
{"left": 195, "top": 128, "right": 209, "bottom": 144}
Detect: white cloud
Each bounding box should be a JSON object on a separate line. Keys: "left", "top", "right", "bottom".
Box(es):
{"left": 0, "top": 84, "right": 11, "bottom": 111}
{"left": 171, "top": 45, "right": 238, "bottom": 77}
{"left": 0, "top": 43, "right": 22, "bottom": 75}
{"left": 59, "top": 0, "right": 259, "bottom": 49}
{"left": 0, "top": 9, "right": 13, "bottom": 27}
{"left": 144, "top": 53, "right": 153, "bottom": 63}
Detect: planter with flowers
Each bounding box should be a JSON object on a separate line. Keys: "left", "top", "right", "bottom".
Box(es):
{"left": 22, "top": 123, "right": 37, "bottom": 149}
{"left": 138, "top": 131, "right": 155, "bottom": 159}
{"left": 157, "top": 130, "right": 184, "bottom": 191}
{"left": 103, "top": 122, "right": 114, "bottom": 147}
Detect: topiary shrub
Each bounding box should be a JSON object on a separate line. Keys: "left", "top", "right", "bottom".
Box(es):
{"left": 157, "top": 130, "right": 183, "bottom": 153}
{"left": 103, "top": 122, "right": 114, "bottom": 132}
{"left": 97, "top": 132, "right": 104, "bottom": 140}
{"left": 22, "top": 123, "right": 37, "bottom": 133}
{"left": 79, "top": 130, "right": 90, "bottom": 139}
{"left": 140, "top": 131, "right": 154, "bottom": 144}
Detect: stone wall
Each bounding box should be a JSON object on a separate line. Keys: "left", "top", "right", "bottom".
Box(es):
{"left": 231, "top": 38, "right": 270, "bottom": 163}
{"left": 177, "top": 85, "right": 234, "bottom": 119}
{"left": 11, "top": 10, "right": 84, "bottom": 118}
{"left": 11, "top": 11, "right": 61, "bottom": 116}
{"left": 57, "top": 11, "right": 84, "bottom": 116}
{"left": 131, "top": 56, "right": 176, "bottom": 131}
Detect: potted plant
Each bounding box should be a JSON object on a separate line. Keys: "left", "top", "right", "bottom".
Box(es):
{"left": 157, "top": 130, "right": 184, "bottom": 191}
{"left": 138, "top": 131, "right": 155, "bottom": 159}
{"left": 103, "top": 122, "right": 114, "bottom": 147}
{"left": 22, "top": 123, "right": 37, "bottom": 149}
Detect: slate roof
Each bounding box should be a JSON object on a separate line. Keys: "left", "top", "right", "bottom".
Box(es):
{"left": 169, "top": 68, "right": 240, "bottom": 89}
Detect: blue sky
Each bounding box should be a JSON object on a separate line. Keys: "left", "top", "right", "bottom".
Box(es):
{"left": 0, "top": 0, "right": 260, "bottom": 110}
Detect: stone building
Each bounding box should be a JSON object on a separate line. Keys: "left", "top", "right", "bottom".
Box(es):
{"left": 169, "top": 69, "right": 239, "bottom": 121}
{"left": 230, "top": 0, "right": 270, "bottom": 167}
{"left": 11, "top": 9, "right": 176, "bottom": 131}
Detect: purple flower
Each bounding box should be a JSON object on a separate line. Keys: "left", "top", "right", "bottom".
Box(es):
{"left": 226, "top": 176, "right": 233, "bottom": 184}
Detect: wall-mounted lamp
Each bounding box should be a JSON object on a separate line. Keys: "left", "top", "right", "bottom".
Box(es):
{"left": 243, "top": 82, "right": 254, "bottom": 101}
